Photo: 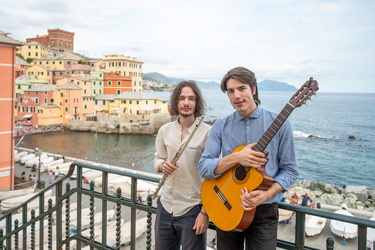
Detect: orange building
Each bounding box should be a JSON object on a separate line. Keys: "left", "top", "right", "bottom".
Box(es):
{"left": 56, "top": 82, "right": 84, "bottom": 124}
{"left": 0, "top": 33, "right": 22, "bottom": 190}
{"left": 103, "top": 72, "right": 132, "bottom": 94}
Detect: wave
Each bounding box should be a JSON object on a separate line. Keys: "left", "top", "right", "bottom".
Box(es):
{"left": 293, "top": 131, "right": 337, "bottom": 139}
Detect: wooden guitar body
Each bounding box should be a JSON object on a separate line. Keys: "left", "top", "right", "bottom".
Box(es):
{"left": 201, "top": 146, "right": 273, "bottom": 232}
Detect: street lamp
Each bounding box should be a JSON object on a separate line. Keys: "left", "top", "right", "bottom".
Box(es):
{"left": 34, "top": 147, "right": 42, "bottom": 189}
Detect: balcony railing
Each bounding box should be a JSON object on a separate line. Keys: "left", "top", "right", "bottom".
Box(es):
{"left": 1, "top": 161, "right": 374, "bottom": 249}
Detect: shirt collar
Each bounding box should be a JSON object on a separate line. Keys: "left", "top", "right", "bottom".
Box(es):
{"left": 235, "top": 105, "right": 262, "bottom": 121}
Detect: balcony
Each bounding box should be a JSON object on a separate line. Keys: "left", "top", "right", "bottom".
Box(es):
{"left": 1, "top": 161, "right": 374, "bottom": 249}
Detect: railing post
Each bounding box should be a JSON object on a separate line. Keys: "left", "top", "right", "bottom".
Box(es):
{"left": 14, "top": 219, "right": 19, "bottom": 249}
{"left": 89, "top": 181, "right": 95, "bottom": 246}
{"left": 295, "top": 212, "right": 305, "bottom": 249}
{"left": 48, "top": 199, "right": 53, "bottom": 250}
{"left": 146, "top": 194, "right": 153, "bottom": 250}
{"left": 326, "top": 236, "right": 334, "bottom": 250}
{"left": 115, "top": 188, "right": 122, "bottom": 249}
{"left": 65, "top": 182, "right": 71, "bottom": 249}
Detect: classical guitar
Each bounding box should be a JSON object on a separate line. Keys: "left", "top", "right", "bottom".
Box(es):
{"left": 201, "top": 78, "right": 319, "bottom": 232}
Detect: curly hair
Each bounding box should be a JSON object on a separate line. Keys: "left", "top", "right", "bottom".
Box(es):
{"left": 169, "top": 80, "right": 205, "bottom": 117}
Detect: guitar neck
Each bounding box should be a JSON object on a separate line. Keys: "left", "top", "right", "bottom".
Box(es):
{"left": 252, "top": 102, "right": 295, "bottom": 152}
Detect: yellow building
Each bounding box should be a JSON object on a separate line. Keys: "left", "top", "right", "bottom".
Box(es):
{"left": 95, "top": 92, "right": 168, "bottom": 115}
{"left": 97, "top": 54, "right": 144, "bottom": 93}
{"left": 38, "top": 104, "right": 63, "bottom": 125}
{"left": 19, "top": 41, "right": 49, "bottom": 61}
{"left": 25, "top": 64, "right": 52, "bottom": 84}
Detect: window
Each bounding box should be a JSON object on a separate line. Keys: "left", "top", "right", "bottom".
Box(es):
{"left": 117, "top": 81, "right": 121, "bottom": 86}
{"left": 129, "top": 101, "right": 132, "bottom": 104}
{"left": 146, "top": 101, "right": 148, "bottom": 104}
{"left": 36, "top": 92, "right": 39, "bottom": 95}
{"left": 50, "top": 98, "right": 54, "bottom": 103}
{"left": 35, "top": 98, "right": 39, "bottom": 104}
{"left": 117, "top": 90, "right": 121, "bottom": 94}
{"left": 65, "top": 107, "right": 68, "bottom": 112}
{"left": 84, "top": 105, "right": 87, "bottom": 109}
{"left": 103, "top": 100, "right": 106, "bottom": 105}
{"left": 44, "top": 98, "right": 47, "bottom": 103}
{"left": 108, "top": 81, "right": 112, "bottom": 86}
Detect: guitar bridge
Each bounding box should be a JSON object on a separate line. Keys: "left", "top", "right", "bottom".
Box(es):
{"left": 214, "top": 185, "right": 232, "bottom": 211}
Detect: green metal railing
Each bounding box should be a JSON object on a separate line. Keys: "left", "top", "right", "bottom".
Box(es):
{"left": 1, "top": 161, "right": 375, "bottom": 249}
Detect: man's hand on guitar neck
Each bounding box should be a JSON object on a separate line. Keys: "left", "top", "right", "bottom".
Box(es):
{"left": 214, "top": 142, "right": 267, "bottom": 175}
{"left": 240, "top": 182, "right": 283, "bottom": 211}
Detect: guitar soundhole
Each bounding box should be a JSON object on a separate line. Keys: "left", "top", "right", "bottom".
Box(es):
{"left": 235, "top": 165, "right": 248, "bottom": 181}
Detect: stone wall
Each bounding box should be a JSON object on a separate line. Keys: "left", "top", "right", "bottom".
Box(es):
{"left": 68, "top": 113, "right": 172, "bottom": 135}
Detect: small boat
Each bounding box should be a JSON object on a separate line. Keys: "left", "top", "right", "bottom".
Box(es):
{"left": 0, "top": 186, "right": 36, "bottom": 201}
{"left": 305, "top": 214, "right": 326, "bottom": 236}
{"left": 14, "top": 151, "right": 28, "bottom": 162}
{"left": 20, "top": 153, "right": 36, "bottom": 165}
{"left": 25, "top": 153, "right": 48, "bottom": 167}
{"left": 81, "top": 216, "right": 147, "bottom": 247}
{"left": 330, "top": 204, "right": 357, "bottom": 239}
{"left": 278, "top": 209, "right": 294, "bottom": 224}
{"left": 44, "top": 159, "right": 64, "bottom": 171}
{"left": 1, "top": 189, "right": 53, "bottom": 213}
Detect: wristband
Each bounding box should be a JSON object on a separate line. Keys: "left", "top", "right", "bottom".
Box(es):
{"left": 200, "top": 211, "right": 208, "bottom": 217}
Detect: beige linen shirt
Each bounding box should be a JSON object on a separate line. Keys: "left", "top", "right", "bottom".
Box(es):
{"left": 154, "top": 118, "right": 211, "bottom": 217}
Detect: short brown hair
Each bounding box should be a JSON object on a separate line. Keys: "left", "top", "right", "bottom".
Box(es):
{"left": 169, "top": 80, "right": 205, "bottom": 117}
{"left": 221, "top": 66, "right": 261, "bottom": 104}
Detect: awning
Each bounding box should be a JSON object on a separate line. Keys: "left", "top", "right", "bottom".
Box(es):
{"left": 23, "top": 114, "right": 33, "bottom": 118}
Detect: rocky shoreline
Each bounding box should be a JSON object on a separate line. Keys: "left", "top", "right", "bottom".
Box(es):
{"left": 289, "top": 179, "right": 375, "bottom": 217}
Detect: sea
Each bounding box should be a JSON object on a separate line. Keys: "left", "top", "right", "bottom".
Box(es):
{"left": 17, "top": 90, "right": 375, "bottom": 189}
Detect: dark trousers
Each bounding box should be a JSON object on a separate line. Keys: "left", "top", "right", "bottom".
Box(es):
{"left": 154, "top": 198, "right": 206, "bottom": 250}
{"left": 217, "top": 203, "right": 279, "bottom": 250}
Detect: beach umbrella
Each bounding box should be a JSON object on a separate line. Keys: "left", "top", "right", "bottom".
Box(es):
{"left": 330, "top": 205, "right": 357, "bottom": 239}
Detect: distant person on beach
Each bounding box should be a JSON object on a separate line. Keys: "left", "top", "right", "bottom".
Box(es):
{"left": 55, "top": 166, "right": 61, "bottom": 180}
{"left": 137, "top": 193, "right": 143, "bottom": 214}
{"left": 153, "top": 80, "right": 211, "bottom": 250}
{"left": 301, "top": 193, "right": 312, "bottom": 207}
{"left": 198, "top": 67, "right": 299, "bottom": 250}
{"left": 48, "top": 171, "right": 54, "bottom": 184}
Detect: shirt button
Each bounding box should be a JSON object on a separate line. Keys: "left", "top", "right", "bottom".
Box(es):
{"left": 248, "top": 141, "right": 251, "bottom": 143}
{"left": 246, "top": 126, "right": 250, "bottom": 129}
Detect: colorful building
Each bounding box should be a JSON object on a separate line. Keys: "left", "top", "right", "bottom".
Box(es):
{"left": 55, "top": 82, "right": 84, "bottom": 124}
{"left": 97, "top": 54, "right": 144, "bottom": 92}
{"left": 0, "top": 33, "right": 22, "bottom": 190}
{"left": 103, "top": 72, "right": 132, "bottom": 94}
{"left": 19, "top": 41, "right": 49, "bottom": 61}
{"left": 26, "top": 28, "right": 74, "bottom": 52}
{"left": 16, "top": 85, "right": 61, "bottom": 127}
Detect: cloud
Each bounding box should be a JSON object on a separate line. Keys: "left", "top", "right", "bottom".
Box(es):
{"left": 1, "top": 0, "right": 374, "bottom": 92}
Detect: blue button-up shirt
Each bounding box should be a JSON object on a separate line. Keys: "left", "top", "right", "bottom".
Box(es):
{"left": 198, "top": 105, "right": 299, "bottom": 204}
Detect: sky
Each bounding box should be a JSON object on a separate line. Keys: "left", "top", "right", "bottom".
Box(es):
{"left": 1, "top": 0, "right": 374, "bottom": 93}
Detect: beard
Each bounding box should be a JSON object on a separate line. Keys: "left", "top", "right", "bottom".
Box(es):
{"left": 180, "top": 111, "right": 194, "bottom": 117}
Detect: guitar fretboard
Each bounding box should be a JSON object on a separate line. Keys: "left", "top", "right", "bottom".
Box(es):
{"left": 252, "top": 103, "right": 295, "bottom": 152}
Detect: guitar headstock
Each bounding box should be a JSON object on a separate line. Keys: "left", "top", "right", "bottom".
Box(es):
{"left": 289, "top": 77, "right": 319, "bottom": 108}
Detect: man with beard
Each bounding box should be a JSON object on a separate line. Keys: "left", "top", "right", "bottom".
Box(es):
{"left": 154, "top": 80, "right": 211, "bottom": 250}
